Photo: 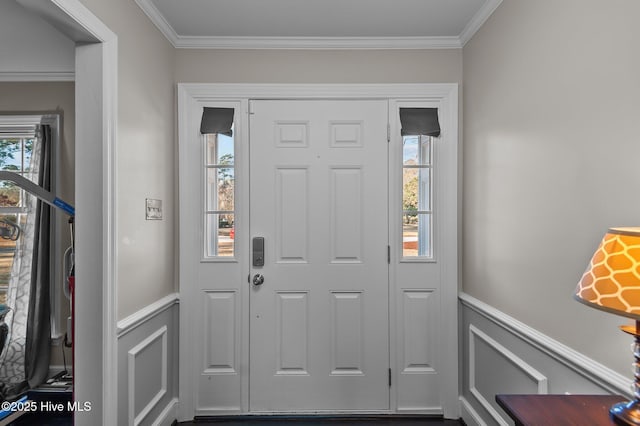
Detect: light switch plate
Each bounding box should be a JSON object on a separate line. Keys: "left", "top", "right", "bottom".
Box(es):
{"left": 145, "top": 198, "right": 162, "bottom": 220}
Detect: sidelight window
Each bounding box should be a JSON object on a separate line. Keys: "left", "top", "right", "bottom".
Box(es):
{"left": 402, "top": 135, "right": 432, "bottom": 258}
{"left": 204, "top": 132, "right": 235, "bottom": 257}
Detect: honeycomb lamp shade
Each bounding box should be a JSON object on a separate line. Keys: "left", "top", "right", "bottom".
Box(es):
{"left": 575, "top": 227, "right": 640, "bottom": 320}
{"left": 575, "top": 227, "right": 640, "bottom": 426}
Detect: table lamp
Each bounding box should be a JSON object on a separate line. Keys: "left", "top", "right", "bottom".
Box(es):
{"left": 575, "top": 227, "right": 640, "bottom": 426}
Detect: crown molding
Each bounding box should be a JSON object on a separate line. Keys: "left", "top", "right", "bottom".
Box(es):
{"left": 137, "top": 0, "right": 501, "bottom": 50}
{"left": 173, "top": 35, "right": 462, "bottom": 50}
{"left": 0, "top": 71, "right": 74, "bottom": 82}
{"left": 459, "top": 0, "right": 503, "bottom": 46}
{"left": 135, "top": 0, "right": 181, "bottom": 46}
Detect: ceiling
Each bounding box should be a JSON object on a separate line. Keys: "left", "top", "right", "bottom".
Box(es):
{"left": 135, "top": 0, "right": 503, "bottom": 49}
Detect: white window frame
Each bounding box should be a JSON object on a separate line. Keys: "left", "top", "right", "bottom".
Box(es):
{"left": 203, "top": 131, "right": 236, "bottom": 259}
{"left": 194, "top": 102, "right": 243, "bottom": 263}
{"left": 0, "top": 114, "right": 63, "bottom": 340}
{"left": 392, "top": 102, "right": 443, "bottom": 264}
{"left": 401, "top": 134, "right": 434, "bottom": 260}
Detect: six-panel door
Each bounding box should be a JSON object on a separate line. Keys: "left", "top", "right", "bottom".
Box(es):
{"left": 248, "top": 100, "right": 390, "bottom": 411}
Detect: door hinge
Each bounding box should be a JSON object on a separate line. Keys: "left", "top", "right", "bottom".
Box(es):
{"left": 387, "top": 123, "right": 390, "bottom": 142}
{"left": 388, "top": 368, "right": 392, "bottom": 387}
{"left": 387, "top": 245, "right": 391, "bottom": 264}
{"left": 248, "top": 101, "right": 255, "bottom": 115}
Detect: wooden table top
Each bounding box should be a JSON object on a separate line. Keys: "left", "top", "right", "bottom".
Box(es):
{"left": 495, "top": 394, "right": 628, "bottom": 426}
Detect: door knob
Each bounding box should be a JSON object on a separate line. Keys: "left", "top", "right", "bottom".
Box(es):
{"left": 252, "top": 274, "right": 265, "bottom": 286}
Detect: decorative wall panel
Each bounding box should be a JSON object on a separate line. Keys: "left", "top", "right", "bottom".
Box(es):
{"left": 128, "top": 326, "right": 168, "bottom": 426}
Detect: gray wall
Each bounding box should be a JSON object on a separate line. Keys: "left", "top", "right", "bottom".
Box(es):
{"left": 176, "top": 49, "right": 462, "bottom": 84}
{"left": 1, "top": 1, "right": 178, "bottom": 421}
{"left": 0, "top": 0, "right": 74, "bottom": 77}
{"left": 462, "top": 0, "right": 640, "bottom": 376}
{"left": 76, "top": 3, "right": 466, "bottom": 322}
{"left": 79, "top": 0, "right": 177, "bottom": 319}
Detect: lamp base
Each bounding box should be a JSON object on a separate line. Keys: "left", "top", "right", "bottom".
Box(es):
{"left": 613, "top": 323, "right": 640, "bottom": 426}
{"left": 611, "top": 400, "right": 640, "bottom": 426}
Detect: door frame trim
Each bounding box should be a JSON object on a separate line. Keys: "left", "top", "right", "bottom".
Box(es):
{"left": 179, "top": 83, "right": 458, "bottom": 101}
{"left": 178, "top": 83, "right": 459, "bottom": 420}
{"left": 16, "top": 1, "right": 119, "bottom": 423}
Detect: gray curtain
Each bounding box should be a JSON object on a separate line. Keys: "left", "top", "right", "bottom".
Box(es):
{"left": 399, "top": 107, "right": 441, "bottom": 137}
{"left": 25, "top": 124, "right": 51, "bottom": 388}
{"left": 200, "top": 107, "right": 234, "bottom": 136}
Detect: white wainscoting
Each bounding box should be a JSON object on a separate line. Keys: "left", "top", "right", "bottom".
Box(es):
{"left": 118, "top": 293, "right": 179, "bottom": 426}
{"left": 459, "top": 293, "right": 630, "bottom": 426}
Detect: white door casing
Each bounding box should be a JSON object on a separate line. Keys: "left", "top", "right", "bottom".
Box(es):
{"left": 14, "top": 1, "right": 120, "bottom": 424}
{"left": 178, "top": 84, "right": 459, "bottom": 420}
{"left": 249, "top": 100, "right": 389, "bottom": 411}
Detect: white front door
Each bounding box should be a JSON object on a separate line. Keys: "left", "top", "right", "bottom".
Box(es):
{"left": 248, "top": 100, "right": 389, "bottom": 411}
{"left": 178, "top": 84, "right": 460, "bottom": 420}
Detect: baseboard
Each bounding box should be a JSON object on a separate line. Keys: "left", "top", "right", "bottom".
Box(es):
{"left": 459, "top": 397, "right": 485, "bottom": 426}
{"left": 152, "top": 397, "right": 179, "bottom": 426}
{"left": 194, "top": 414, "right": 446, "bottom": 422}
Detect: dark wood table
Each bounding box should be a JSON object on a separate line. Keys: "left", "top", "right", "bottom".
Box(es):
{"left": 496, "top": 394, "right": 628, "bottom": 426}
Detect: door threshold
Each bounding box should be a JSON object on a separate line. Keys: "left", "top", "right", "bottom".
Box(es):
{"left": 193, "top": 414, "right": 445, "bottom": 423}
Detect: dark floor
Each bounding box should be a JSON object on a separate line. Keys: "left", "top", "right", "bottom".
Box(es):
{"left": 180, "top": 416, "right": 463, "bottom": 425}
{"left": 9, "top": 414, "right": 72, "bottom": 425}
{"left": 2, "top": 389, "right": 73, "bottom": 425}
{"left": 8, "top": 415, "right": 463, "bottom": 426}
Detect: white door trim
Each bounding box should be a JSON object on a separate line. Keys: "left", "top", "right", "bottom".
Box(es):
{"left": 15, "top": 1, "right": 119, "bottom": 423}
{"left": 179, "top": 83, "right": 458, "bottom": 101}
{"left": 178, "top": 83, "right": 459, "bottom": 420}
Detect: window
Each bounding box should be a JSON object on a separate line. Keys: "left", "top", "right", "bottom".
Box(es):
{"left": 0, "top": 136, "right": 34, "bottom": 303}
{"left": 402, "top": 135, "right": 433, "bottom": 258}
{"left": 204, "top": 131, "right": 235, "bottom": 257}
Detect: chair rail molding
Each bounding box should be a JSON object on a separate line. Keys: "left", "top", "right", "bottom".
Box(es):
{"left": 459, "top": 292, "right": 630, "bottom": 397}
{"left": 117, "top": 293, "right": 179, "bottom": 337}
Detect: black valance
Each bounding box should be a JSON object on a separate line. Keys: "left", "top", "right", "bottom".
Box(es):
{"left": 399, "top": 107, "right": 440, "bottom": 137}
{"left": 200, "top": 107, "right": 234, "bottom": 136}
